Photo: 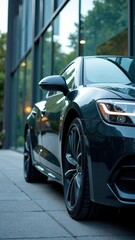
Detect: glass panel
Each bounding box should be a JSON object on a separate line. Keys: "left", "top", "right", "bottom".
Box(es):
{"left": 35, "top": 0, "right": 42, "bottom": 36}
{"left": 54, "top": 0, "right": 64, "bottom": 10}
{"left": 80, "top": 0, "right": 128, "bottom": 55}
{"left": 42, "top": 26, "right": 52, "bottom": 78}
{"left": 57, "top": 0, "right": 63, "bottom": 6}
{"left": 24, "top": 52, "right": 32, "bottom": 120}
{"left": 21, "top": 0, "right": 26, "bottom": 57}
{"left": 17, "top": 63, "right": 25, "bottom": 149}
{"left": 53, "top": 0, "right": 79, "bottom": 74}
{"left": 11, "top": 52, "right": 32, "bottom": 150}
{"left": 43, "top": 0, "right": 52, "bottom": 26}
{"left": 13, "top": 0, "right": 33, "bottom": 64}
{"left": 41, "top": 26, "right": 52, "bottom": 100}
{"left": 13, "top": 8, "right": 22, "bottom": 66}
{"left": 18, "top": 4, "right": 22, "bottom": 60}
{"left": 34, "top": 41, "right": 41, "bottom": 102}
{"left": 26, "top": 0, "right": 33, "bottom": 50}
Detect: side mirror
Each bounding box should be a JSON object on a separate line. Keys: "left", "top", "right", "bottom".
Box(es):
{"left": 39, "top": 75, "right": 69, "bottom": 96}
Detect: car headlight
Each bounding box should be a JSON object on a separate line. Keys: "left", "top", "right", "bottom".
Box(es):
{"left": 97, "top": 100, "right": 135, "bottom": 125}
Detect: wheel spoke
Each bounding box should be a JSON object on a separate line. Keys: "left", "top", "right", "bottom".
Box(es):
{"left": 68, "top": 128, "right": 78, "bottom": 159}
{"left": 66, "top": 174, "right": 76, "bottom": 206}
{"left": 76, "top": 138, "right": 80, "bottom": 155}
{"left": 68, "top": 127, "right": 82, "bottom": 161}
{"left": 65, "top": 153, "right": 77, "bottom": 166}
{"left": 24, "top": 157, "right": 29, "bottom": 171}
{"left": 77, "top": 152, "right": 82, "bottom": 162}
{"left": 74, "top": 173, "right": 82, "bottom": 204}
{"left": 65, "top": 168, "right": 76, "bottom": 178}
{"left": 66, "top": 172, "right": 82, "bottom": 207}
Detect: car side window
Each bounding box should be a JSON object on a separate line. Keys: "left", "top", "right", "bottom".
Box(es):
{"left": 62, "top": 63, "right": 76, "bottom": 89}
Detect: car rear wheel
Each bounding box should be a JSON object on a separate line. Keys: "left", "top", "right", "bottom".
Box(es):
{"left": 24, "top": 129, "right": 48, "bottom": 183}
{"left": 63, "top": 118, "right": 98, "bottom": 220}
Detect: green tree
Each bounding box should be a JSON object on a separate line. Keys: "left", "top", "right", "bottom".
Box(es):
{"left": 0, "top": 33, "right": 7, "bottom": 129}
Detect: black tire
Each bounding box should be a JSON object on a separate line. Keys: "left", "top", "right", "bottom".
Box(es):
{"left": 24, "top": 129, "right": 48, "bottom": 183}
{"left": 63, "top": 118, "right": 98, "bottom": 220}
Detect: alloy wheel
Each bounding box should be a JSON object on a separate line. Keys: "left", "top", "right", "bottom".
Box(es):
{"left": 64, "top": 120, "right": 84, "bottom": 210}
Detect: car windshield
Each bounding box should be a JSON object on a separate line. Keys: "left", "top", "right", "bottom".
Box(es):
{"left": 84, "top": 57, "right": 135, "bottom": 85}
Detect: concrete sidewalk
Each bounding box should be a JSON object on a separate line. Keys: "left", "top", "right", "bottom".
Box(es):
{"left": 0, "top": 149, "right": 135, "bottom": 240}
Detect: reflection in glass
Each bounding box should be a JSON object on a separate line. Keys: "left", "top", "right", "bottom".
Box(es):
{"left": 13, "top": 0, "right": 33, "bottom": 65}
{"left": 17, "top": 63, "right": 25, "bottom": 149}
{"left": 26, "top": 0, "right": 33, "bottom": 50}
{"left": 54, "top": 0, "right": 64, "bottom": 10}
{"left": 62, "top": 63, "right": 75, "bottom": 89}
{"left": 13, "top": 52, "right": 32, "bottom": 149}
{"left": 80, "top": 0, "right": 128, "bottom": 55}
{"left": 43, "top": 0, "right": 52, "bottom": 26}
{"left": 24, "top": 52, "right": 32, "bottom": 119}
{"left": 13, "top": 14, "right": 20, "bottom": 66}
{"left": 42, "top": 26, "right": 52, "bottom": 78}
{"left": 53, "top": 0, "right": 79, "bottom": 74}
{"left": 41, "top": 26, "right": 52, "bottom": 100}
{"left": 35, "top": 0, "right": 41, "bottom": 36}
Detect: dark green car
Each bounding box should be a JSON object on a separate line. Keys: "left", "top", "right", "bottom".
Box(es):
{"left": 24, "top": 56, "right": 135, "bottom": 220}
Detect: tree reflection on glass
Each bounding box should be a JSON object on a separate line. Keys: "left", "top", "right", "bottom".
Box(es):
{"left": 80, "top": 0, "right": 128, "bottom": 55}
{"left": 53, "top": 0, "right": 79, "bottom": 74}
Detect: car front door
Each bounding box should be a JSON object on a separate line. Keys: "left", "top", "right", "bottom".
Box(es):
{"left": 31, "top": 101, "right": 46, "bottom": 163}
{"left": 40, "top": 63, "right": 76, "bottom": 176}
{"left": 40, "top": 91, "right": 65, "bottom": 176}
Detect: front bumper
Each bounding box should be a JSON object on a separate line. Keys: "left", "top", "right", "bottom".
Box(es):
{"left": 86, "top": 121, "right": 135, "bottom": 207}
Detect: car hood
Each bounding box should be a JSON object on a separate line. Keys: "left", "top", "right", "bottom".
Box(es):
{"left": 93, "top": 83, "right": 135, "bottom": 100}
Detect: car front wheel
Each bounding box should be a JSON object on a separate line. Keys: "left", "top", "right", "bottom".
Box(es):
{"left": 63, "top": 118, "right": 98, "bottom": 220}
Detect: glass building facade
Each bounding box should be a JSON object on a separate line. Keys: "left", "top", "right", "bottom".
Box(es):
{"left": 4, "top": 0, "right": 134, "bottom": 150}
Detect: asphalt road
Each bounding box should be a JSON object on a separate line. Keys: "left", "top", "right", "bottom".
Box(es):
{"left": 0, "top": 149, "right": 135, "bottom": 240}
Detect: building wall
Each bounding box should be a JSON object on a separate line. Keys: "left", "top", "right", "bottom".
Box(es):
{"left": 4, "top": 0, "right": 132, "bottom": 150}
